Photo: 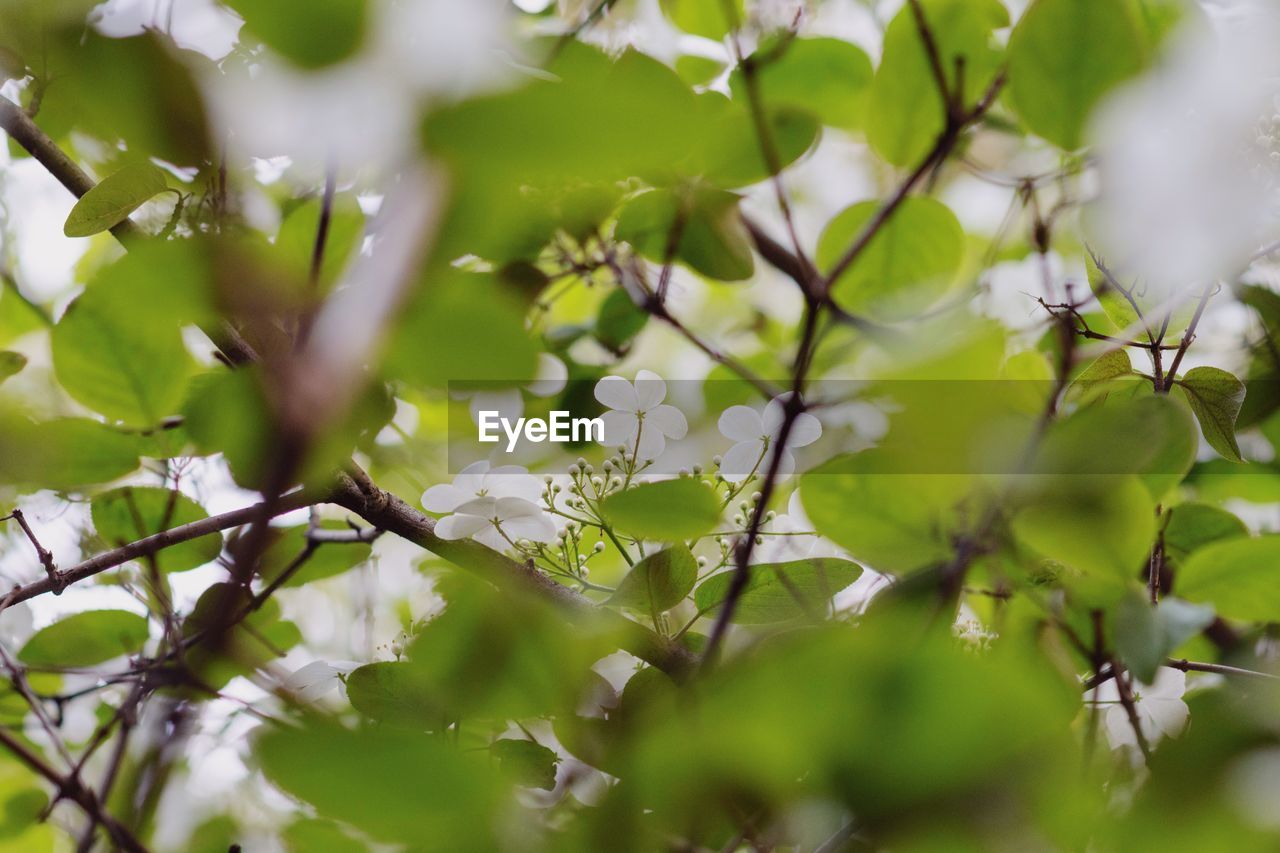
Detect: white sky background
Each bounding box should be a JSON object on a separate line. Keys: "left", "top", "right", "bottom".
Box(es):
{"left": 0, "top": 0, "right": 1279, "bottom": 845}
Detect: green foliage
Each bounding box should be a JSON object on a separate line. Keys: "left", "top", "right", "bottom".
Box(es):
{"left": 817, "top": 196, "right": 964, "bottom": 319}
{"left": 1162, "top": 503, "right": 1247, "bottom": 562}
{"left": 256, "top": 718, "right": 500, "bottom": 848}
{"left": 1178, "top": 536, "right": 1280, "bottom": 621}
{"left": 0, "top": 351, "right": 25, "bottom": 384}
{"left": 866, "top": 0, "right": 1007, "bottom": 166}
{"left": 694, "top": 558, "right": 862, "bottom": 623}
{"left": 1113, "top": 592, "right": 1215, "bottom": 682}
{"left": 1008, "top": 0, "right": 1147, "bottom": 149}
{"left": 1175, "top": 366, "right": 1247, "bottom": 462}
{"left": 615, "top": 186, "right": 755, "bottom": 281}
{"left": 730, "top": 37, "right": 874, "bottom": 131}
{"left": 601, "top": 479, "right": 721, "bottom": 541}
{"left": 594, "top": 288, "right": 648, "bottom": 354}
{"left": 91, "top": 487, "right": 219, "bottom": 573}
{"left": 659, "top": 0, "right": 742, "bottom": 39}
{"left": 491, "top": 738, "right": 559, "bottom": 790}
{"left": 18, "top": 610, "right": 149, "bottom": 668}
{"left": 346, "top": 661, "right": 437, "bottom": 728}
{"left": 225, "top": 0, "right": 367, "bottom": 68}
{"left": 63, "top": 162, "right": 168, "bottom": 237}
{"left": 608, "top": 546, "right": 698, "bottom": 612}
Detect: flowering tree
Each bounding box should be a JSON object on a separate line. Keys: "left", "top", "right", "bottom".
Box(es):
{"left": 0, "top": 0, "right": 1278, "bottom": 849}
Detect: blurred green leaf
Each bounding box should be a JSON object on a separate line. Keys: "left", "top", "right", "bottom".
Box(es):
{"left": 659, "top": 0, "right": 742, "bottom": 39}
{"left": 256, "top": 523, "right": 373, "bottom": 588}
{"left": 64, "top": 162, "right": 168, "bottom": 238}
{"left": 1178, "top": 536, "right": 1280, "bottom": 622}
{"left": 491, "top": 738, "right": 558, "bottom": 790}
{"left": 1162, "top": 502, "right": 1247, "bottom": 562}
{"left": 594, "top": 288, "right": 648, "bottom": 354}
{"left": 0, "top": 417, "right": 141, "bottom": 489}
{"left": 346, "top": 661, "right": 438, "bottom": 728}
{"left": 275, "top": 197, "right": 365, "bottom": 291}
{"left": 1008, "top": 0, "right": 1147, "bottom": 149}
{"left": 608, "top": 545, "right": 698, "bottom": 612}
{"left": 0, "top": 352, "right": 25, "bottom": 384}
{"left": 601, "top": 479, "right": 721, "bottom": 541}
{"left": 256, "top": 718, "right": 500, "bottom": 847}
{"left": 817, "top": 196, "right": 964, "bottom": 320}
{"left": 18, "top": 610, "right": 148, "bottom": 668}
{"left": 1176, "top": 366, "right": 1246, "bottom": 462}
{"left": 866, "top": 0, "right": 1007, "bottom": 166}
{"left": 615, "top": 186, "right": 755, "bottom": 281}
{"left": 730, "top": 37, "right": 873, "bottom": 131}
{"left": 225, "top": 0, "right": 367, "bottom": 68}
{"left": 694, "top": 558, "right": 862, "bottom": 623}
{"left": 91, "top": 486, "right": 219, "bottom": 573}
{"left": 1073, "top": 349, "right": 1133, "bottom": 388}
{"left": 281, "top": 819, "right": 365, "bottom": 853}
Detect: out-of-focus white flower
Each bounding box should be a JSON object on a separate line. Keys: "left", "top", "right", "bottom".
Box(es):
{"left": 423, "top": 461, "right": 555, "bottom": 551}
{"left": 374, "top": 0, "right": 517, "bottom": 99}
{"left": 282, "top": 660, "right": 359, "bottom": 702}
{"left": 953, "top": 602, "right": 998, "bottom": 651}
{"left": 1085, "top": 666, "right": 1189, "bottom": 753}
{"left": 457, "top": 354, "right": 568, "bottom": 425}
{"left": 718, "top": 397, "right": 821, "bottom": 483}
{"left": 1091, "top": 4, "right": 1280, "bottom": 300}
{"left": 595, "top": 370, "right": 688, "bottom": 462}
{"left": 0, "top": 602, "right": 33, "bottom": 647}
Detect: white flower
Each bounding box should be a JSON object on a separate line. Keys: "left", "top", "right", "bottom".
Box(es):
{"left": 458, "top": 354, "right": 568, "bottom": 425}
{"left": 1085, "top": 666, "right": 1189, "bottom": 753}
{"left": 717, "top": 397, "right": 821, "bottom": 484}
{"left": 282, "top": 660, "right": 358, "bottom": 703}
{"left": 594, "top": 370, "right": 688, "bottom": 462}
{"left": 423, "top": 461, "right": 555, "bottom": 551}
{"left": 0, "top": 602, "right": 33, "bottom": 648}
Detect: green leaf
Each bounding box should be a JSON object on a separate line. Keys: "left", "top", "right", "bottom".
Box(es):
{"left": 1008, "top": 0, "right": 1147, "bottom": 150}
{"left": 697, "top": 97, "right": 821, "bottom": 187}
{"left": 91, "top": 487, "right": 220, "bottom": 574}
{"left": 182, "top": 584, "right": 302, "bottom": 688}
{"left": 1113, "top": 592, "right": 1214, "bottom": 683}
{"left": 0, "top": 351, "right": 25, "bottom": 384}
{"left": 491, "top": 739, "right": 558, "bottom": 791}
{"left": 615, "top": 186, "right": 755, "bottom": 282}
{"left": 275, "top": 197, "right": 365, "bottom": 292}
{"left": 1176, "top": 366, "right": 1246, "bottom": 462}
{"left": 1162, "top": 503, "right": 1247, "bottom": 562}
{"left": 802, "top": 450, "right": 970, "bottom": 573}
{"left": 594, "top": 288, "right": 648, "bottom": 354}
{"left": 1072, "top": 349, "right": 1133, "bottom": 388}
{"left": 256, "top": 719, "right": 499, "bottom": 847}
{"left": 694, "top": 558, "right": 862, "bottom": 624}
{"left": 730, "top": 37, "right": 874, "bottom": 130}
{"left": 346, "top": 661, "right": 438, "bottom": 728}
{"left": 18, "top": 610, "right": 149, "bottom": 668}
{"left": 256, "top": 523, "right": 373, "bottom": 588}
{"left": 601, "top": 479, "right": 721, "bottom": 541}
{"left": 225, "top": 0, "right": 367, "bottom": 68}
{"left": 281, "top": 819, "right": 365, "bottom": 853}
{"left": 866, "top": 0, "right": 1008, "bottom": 166}
{"left": 675, "top": 54, "right": 724, "bottom": 87}
{"left": 51, "top": 254, "right": 197, "bottom": 427}
{"left": 0, "top": 417, "right": 141, "bottom": 489}
{"left": 1011, "top": 475, "right": 1156, "bottom": 580}
{"left": 816, "top": 196, "right": 964, "bottom": 320}
{"left": 1178, "top": 536, "right": 1280, "bottom": 622}
{"left": 659, "top": 0, "right": 742, "bottom": 39}
{"left": 63, "top": 162, "right": 168, "bottom": 238}
{"left": 608, "top": 545, "right": 698, "bottom": 612}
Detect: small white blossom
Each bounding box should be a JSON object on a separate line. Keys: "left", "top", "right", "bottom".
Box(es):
{"left": 717, "top": 397, "right": 821, "bottom": 484}
{"left": 594, "top": 370, "right": 688, "bottom": 461}
{"left": 282, "top": 660, "right": 358, "bottom": 703}
{"left": 423, "top": 461, "right": 556, "bottom": 551}
{"left": 1085, "top": 666, "right": 1190, "bottom": 753}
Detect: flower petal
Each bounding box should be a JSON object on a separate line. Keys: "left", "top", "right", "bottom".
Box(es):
{"left": 634, "top": 369, "right": 667, "bottom": 410}
{"left": 762, "top": 397, "right": 788, "bottom": 434}
{"left": 493, "top": 496, "right": 544, "bottom": 519}
{"left": 600, "top": 410, "right": 640, "bottom": 447}
{"left": 485, "top": 469, "right": 543, "bottom": 503}
{"left": 422, "top": 483, "right": 468, "bottom": 513}
{"left": 634, "top": 427, "right": 667, "bottom": 462}
{"left": 720, "top": 439, "right": 765, "bottom": 483}
{"left": 435, "top": 513, "right": 490, "bottom": 540}
{"left": 785, "top": 411, "right": 822, "bottom": 448}
{"left": 454, "top": 496, "right": 498, "bottom": 517}
{"left": 595, "top": 375, "right": 639, "bottom": 412}
{"left": 501, "top": 513, "right": 558, "bottom": 543}
{"left": 527, "top": 353, "right": 568, "bottom": 396}
{"left": 719, "top": 405, "right": 764, "bottom": 442}
{"left": 645, "top": 404, "right": 687, "bottom": 439}
{"left": 452, "top": 460, "right": 491, "bottom": 496}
